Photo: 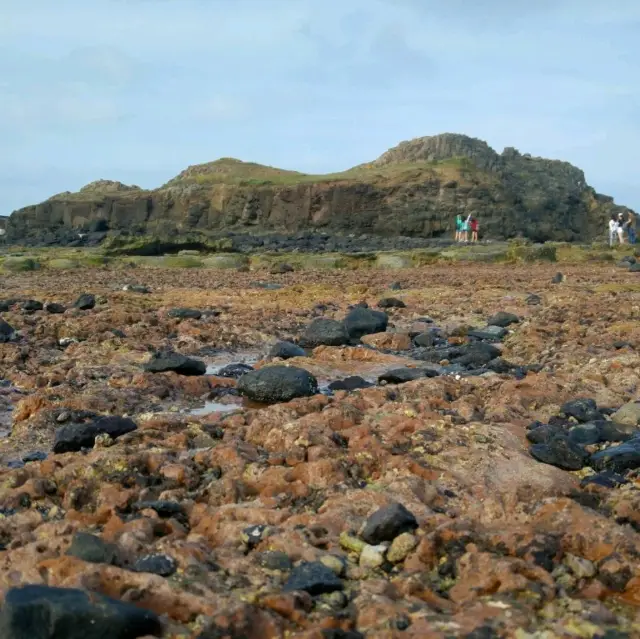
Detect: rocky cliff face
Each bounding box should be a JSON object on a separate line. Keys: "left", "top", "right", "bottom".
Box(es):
{"left": 5, "top": 134, "right": 633, "bottom": 245}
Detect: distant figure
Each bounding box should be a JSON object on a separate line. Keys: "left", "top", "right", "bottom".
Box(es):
{"left": 455, "top": 214, "right": 463, "bottom": 242}
{"left": 617, "top": 213, "right": 626, "bottom": 244}
{"left": 462, "top": 214, "right": 471, "bottom": 242}
{"left": 470, "top": 217, "right": 479, "bottom": 242}
{"left": 626, "top": 211, "right": 636, "bottom": 245}
{"left": 609, "top": 214, "right": 619, "bottom": 247}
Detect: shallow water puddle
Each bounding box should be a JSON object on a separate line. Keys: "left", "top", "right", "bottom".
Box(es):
{"left": 188, "top": 400, "right": 242, "bottom": 416}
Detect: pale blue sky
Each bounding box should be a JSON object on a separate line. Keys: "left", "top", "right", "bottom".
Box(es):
{"left": 1, "top": 0, "right": 639, "bottom": 215}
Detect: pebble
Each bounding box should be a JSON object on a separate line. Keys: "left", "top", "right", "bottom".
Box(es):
{"left": 143, "top": 351, "right": 206, "bottom": 376}
{"left": 386, "top": 532, "right": 418, "bottom": 563}
{"left": 529, "top": 435, "right": 588, "bottom": 470}
{"left": 319, "top": 554, "right": 346, "bottom": 577}
{"left": 74, "top": 293, "right": 96, "bottom": 310}
{"left": 132, "top": 554, "right": 177, "bottom": 577}
{"left": 283, "top": 561, "right": 343, "bottom": 595}
{"left": 0, "top": 319, "right": 16, "bottom": 343}
{"left": 255, "top": 551, "right": 293, "bottom": 572}
{"left": 217, "top": 363, "right": 254, "bottom": 378}
{"left": 167, "top": 307, "right": 202, "bottom": 319}
{"left": 564, "top": 553, "right": 596, "bottom": 579}
{"left": 44, "top": 302, "right": 66, "bottom": 314}
{"left": 359, "top": 543, "right": 387, "bottom": 569}
{"left": 487, "top": 311, "right": 520, "bottom": 327}
{"left": 133, "top": 500, "right": 184, "bottom": 517}
{"left": 561, "top": 398, "right": 600, "bottom": 423}
{"left": 328, "top": 376, "right": 374, "bottom": 392}
{"left": 66, "top": 532, "right": 118, "bottom": 565}
{"left": 361, "top": 502, "right": 419, "bottom": 544}
{"left": 268, "top": 341, "right": 306, "bottom": 360}
{"left": 611, "top": 401, "right": 640, "bottom": 428}
{"left": 590, "top": 439, "right": 640, "bottom": 473}
{"left": 467, "top": 325, "right": 508, "bottom": 341}
{"left": 377, "top": 297, "right": 406, "bottom": 309}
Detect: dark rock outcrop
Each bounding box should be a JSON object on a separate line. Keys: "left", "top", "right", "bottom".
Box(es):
{"left": 5, "top": 134, "right": 634, "bottom": 246}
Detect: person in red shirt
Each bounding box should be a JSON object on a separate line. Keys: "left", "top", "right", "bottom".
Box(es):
{"left": 470, "top": 217, "right": 479, "bottom": 242}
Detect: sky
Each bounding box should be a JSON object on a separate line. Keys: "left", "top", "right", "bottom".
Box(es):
{"left": 1, "top": 0, "right": 639, "bottom": 215}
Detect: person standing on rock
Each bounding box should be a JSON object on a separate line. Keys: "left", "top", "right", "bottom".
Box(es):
{"left": 609, "top": 215, "right": 619, "bottom": 247}
{"left": 625, "top": 211, "right": 636, "bottom": 244}
{"left": 462, "top": 214, "right": 471, "bottom": 242}
{"left": 455, "top": 214, "right": 463, "bottom": 242}
{"left": 470, "top": 217, "right": 479, "bottom": 242}
{"left": 617, "top": 213, "right": 626, "bottom": 244}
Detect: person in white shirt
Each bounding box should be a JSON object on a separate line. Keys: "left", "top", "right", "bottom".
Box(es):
{"left": 609, "top": 215, "right": 619, "bottom": 247}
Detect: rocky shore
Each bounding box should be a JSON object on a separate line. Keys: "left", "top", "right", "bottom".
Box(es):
{"left": 1, "top": 260, "right": 640, "bottom": 637}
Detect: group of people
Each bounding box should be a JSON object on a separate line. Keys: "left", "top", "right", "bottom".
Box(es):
{"left": 454, "top": 214, "right": 479, "bottom": 243}
{"left": 609, "top": 212, "right": 637, "bottom": 246}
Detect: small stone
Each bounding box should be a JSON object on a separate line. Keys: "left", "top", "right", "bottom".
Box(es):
{"left": 58, "top": 337, "right": 79, "bottom": 348}
{"left": 316, "top": 591, "right": 348, "bottom": 611}
{"left": 611, "top": 401, "right": 640, "bottom": 428}
{"left": 0, "top": 585, "right": 162, "bottom": 639}
{"left": 526, "top": 294, "right": 542, "bottom": 306}
{"left": 0, "top": 318, "right": 16, "bottom": 343}
{"left": 378, "top": 367, "right": 438, "bottom": 385}
{"left": 389, "top": 282, "right": 402, "bottom": 290}
{"left": 564, "top": 553, "right": 596, "bottom": 579}
{"left": 217, "top": 363, "right": 254, "bottom": 378}
{"left": 561, "top": 398, "right": 600, "bottom": 423}
{"left": 132, "top": 553, "right": 177, "bottom": 577}
{"left": 319, "top": 554, "right": 346, "bottom": 576}
{"left": 167, "top": 307, "right": 202, "bottom": 320}
{"left": 74, "top": 293, "right": 96, "bottom": 310}
{"left": 268, "top": 341, "right": 306, "bottom": 360}
{"left": 94, "top": 433, "right": 114, "bottom": 448}
{"left": 529, "top": 435, "right": 588, "bottom": 471}
{"left": 22, "top": 300, "right": 43, "bottom": 312}
{"left": 551, "top": 272, "right": 564, "bottom": 284}
{"left": 467, "top": 325, "right": 508, "bottom": 341}
{"left": 133, "top": 500, "right": 183, "bottom": 517}
{"left": 143, "top": 351, "right": 206, "bottom": 376}
{"left": 590, "top": 440, "right": 640, "bottom": 473}
{"left": 359, "top": 543, "right": 387, "bottom": 570}
{"left": 386, "top": 532, "right": 418, "bottom": 563}
{"left": 413, "top": 332, "right": 436, "bottom": 348}
{"left": 377, "top": 297, "right": 406, "bottom": 309}
{"left": 487, "top": 311, "right": 520, "bottom": 327}
{"left": 66, "top": 532, "right": 118, "bottom": 565}
{"left": 361, "top": 502, "right": 419, "bottom": 544}
{"left": 283, "top": 561, "right": 343, "bottom": 595}
{"left": 328, "top": 376, "right": 373, "bottom": 392}
{"left": 598, "top": 553, "right": 632, "bottom": 592}
{"left": 122, "top": 284, "right": 150, "bottom": 294}
{"left": 339, "top": 531, "right": 366, "bottom": 554}
{"left": 44, "top": 302, "right": 66, "bottom": 314}
{"left": 21, "top": 451, "right": 47, "bottom": 463}
{"left": 56, "top": 412, "right": 70, "bottom": 423}
{"left": 256, "top": 551, "right": 293, "bottom": 572}
{"left": 241, "top": 524, "right": 269, "bottom": 549}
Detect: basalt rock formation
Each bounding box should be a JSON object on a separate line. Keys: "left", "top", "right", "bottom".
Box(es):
{"left": 5, "top": 134, "right": 634, "bottom": 246}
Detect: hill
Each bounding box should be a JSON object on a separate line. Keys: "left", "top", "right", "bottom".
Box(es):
{"left": 4, "top": 133, "right": 634, "bottom": 246}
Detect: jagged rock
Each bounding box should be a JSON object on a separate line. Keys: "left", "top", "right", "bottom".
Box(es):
{"left": 529, "top": 435, "right": 588, "bottom": 470}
